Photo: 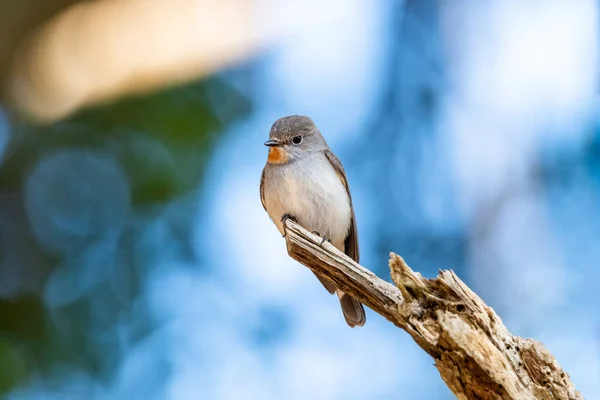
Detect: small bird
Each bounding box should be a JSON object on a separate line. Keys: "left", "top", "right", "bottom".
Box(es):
{"left": 260, "top": 115, "right": 366, "bottom": 327}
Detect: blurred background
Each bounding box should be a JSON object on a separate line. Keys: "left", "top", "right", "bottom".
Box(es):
{"left": 0, "top": 0, "right": 599, "bottom": 399}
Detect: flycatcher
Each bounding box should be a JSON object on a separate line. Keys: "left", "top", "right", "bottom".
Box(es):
{"left": 260, "top": 115, "right": 366, "bottom": 327}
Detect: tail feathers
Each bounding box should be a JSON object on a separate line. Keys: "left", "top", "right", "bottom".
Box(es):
{"left": 312, "top": 273, "right": 366, "bottom": 327}
{"left": 313, "top": 272, "right": 336, "bottom": 294}
{"left": 337, "top": 291, "right": 366, "bottom": 328}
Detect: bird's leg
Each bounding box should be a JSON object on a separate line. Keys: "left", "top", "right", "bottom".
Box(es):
{"left": 280, "top": 213, "right": 297, "bottom": 237}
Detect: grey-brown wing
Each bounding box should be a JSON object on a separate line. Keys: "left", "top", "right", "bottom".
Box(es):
{"left": 259, "top": 167, "right": 267, "bottom": 211}
{"left": 323, "top": 149, "right": 359, "bottom": 263}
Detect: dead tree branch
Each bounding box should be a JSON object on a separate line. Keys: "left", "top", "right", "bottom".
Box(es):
{"left": 284, "top": 219, "right": 582, "bottom": 400}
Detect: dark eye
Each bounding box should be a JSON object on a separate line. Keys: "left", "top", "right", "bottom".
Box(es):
{"left": 292, "top": 135, "right": 303, "bottom": 145}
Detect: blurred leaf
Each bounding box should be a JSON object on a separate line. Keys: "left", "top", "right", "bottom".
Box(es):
{"left": 0, "top": 74, "right": 253, "bottom": 394}
{"left": 0, "top": 296, "right": 47, "bottom": 342}
{"left": 1, "top": 77, "right": 251, "bottom": 201}
{"left": 0, "top": 337, "right": 28, "bottom": 393}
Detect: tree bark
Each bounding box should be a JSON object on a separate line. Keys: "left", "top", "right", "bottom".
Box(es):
{"left": 284, "top": 219, "right": 582, "bottom": 400}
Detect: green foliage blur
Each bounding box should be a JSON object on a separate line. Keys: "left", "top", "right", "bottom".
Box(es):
{"left": 0, "top": 76, "right": 251, "bottom": 395}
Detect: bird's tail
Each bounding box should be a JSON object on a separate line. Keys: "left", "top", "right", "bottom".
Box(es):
{"left": 337, "top": 290, "right": 366, "bottom": 328}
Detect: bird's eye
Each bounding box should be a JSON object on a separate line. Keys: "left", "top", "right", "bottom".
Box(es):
{"left": 292, "top": 135, "right": 303, "bottom": 145}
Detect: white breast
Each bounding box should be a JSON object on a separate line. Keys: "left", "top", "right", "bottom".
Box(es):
{"left": 263, "top": 153, "right": 352, "bottom": 250}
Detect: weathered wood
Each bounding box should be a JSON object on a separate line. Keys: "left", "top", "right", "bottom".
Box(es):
{"left": 284, "top": 219, "right": 582, "bottom": 400}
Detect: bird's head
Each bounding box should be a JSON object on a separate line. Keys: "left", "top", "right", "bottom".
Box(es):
{"left": 264, "top": 115, "right": 326, "bottom": 164}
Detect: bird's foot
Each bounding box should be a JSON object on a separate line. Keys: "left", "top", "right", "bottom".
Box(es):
{"left": 319, "top": 236, "right": 332, "bottom": 247}
{"left": 281, "top": 214, "right": 297, "bottom": 237}
{"left": 311, "top": 231, "right": 332, "bottom": 247}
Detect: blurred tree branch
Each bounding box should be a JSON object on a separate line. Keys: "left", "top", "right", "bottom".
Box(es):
{"left": 284, "top": 219, "right": 582, "bottom": 400}
{"left": 1, "top": 0, "right": 271, "bottom": 123}
{"left": 0, "top": 0, "right": 79, "bottom": 76}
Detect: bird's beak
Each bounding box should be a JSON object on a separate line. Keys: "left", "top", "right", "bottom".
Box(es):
{"left": 264, "top": 139, "right": 281, "bottom": 147}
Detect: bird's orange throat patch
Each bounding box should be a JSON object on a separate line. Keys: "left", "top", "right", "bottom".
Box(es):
{"left": 268, "top": 147, "right": 289, "bottom": 164}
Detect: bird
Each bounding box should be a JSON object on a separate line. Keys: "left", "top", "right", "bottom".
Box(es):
{"left": 259, "top": 115, "right": 366, "bottom": 327}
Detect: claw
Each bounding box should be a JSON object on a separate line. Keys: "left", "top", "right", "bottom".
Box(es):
{"left": 310, "top": 230, "right": 331, "bottom": 247}
{"left": 280, "top": 213, "right": 297, "bottom": 237}
{"left": 319, "top": 236, "right": 332, "bottom": 247}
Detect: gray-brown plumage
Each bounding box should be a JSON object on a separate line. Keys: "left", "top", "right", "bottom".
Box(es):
{"left": 260, "top": 115, "right": 366, "bottom": 327}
